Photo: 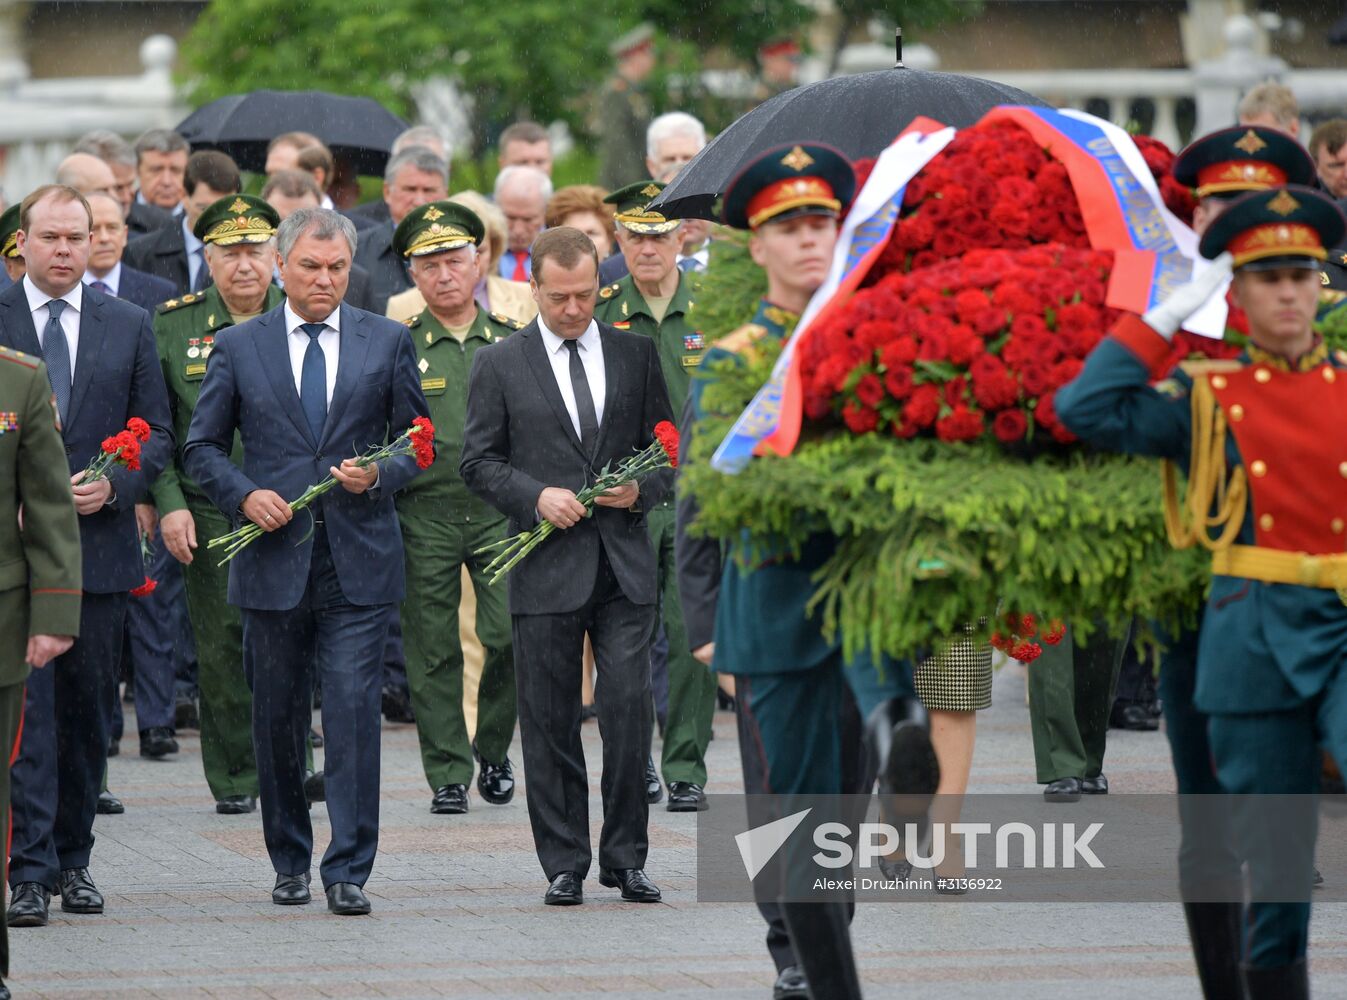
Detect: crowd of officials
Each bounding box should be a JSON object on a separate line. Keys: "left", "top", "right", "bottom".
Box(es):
{"left": 4, "top": 24, "right": 1347, "bottom": 997}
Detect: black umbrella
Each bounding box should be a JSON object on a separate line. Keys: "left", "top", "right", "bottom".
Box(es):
{"left": 651, "top": 35, "right": 1047, "bottom": 221}
{"left": 176, "top": 90, "right": 410, "bottom": 175}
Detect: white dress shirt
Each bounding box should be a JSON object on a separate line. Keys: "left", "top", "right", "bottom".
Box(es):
{"left": 84, "top": 262, "right": 122, "bottom": 297}
{"left": 538, "top": 315, "right": 605, "bottom": 437}
{"left": 24, "top": 275, "right": 83, "bottom": 382}
{"left": 283, "top": 301, "right": 340, "bottom": 406}
{"left": 183, "top": 216, "right": 206, "bottom": 289}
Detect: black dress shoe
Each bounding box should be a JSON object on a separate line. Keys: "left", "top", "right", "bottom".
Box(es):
{"left": 139, "top": 726, "right": 179, "bottom": 758}
{"left": 308, "top": 726, "right": 324, "bottom": 749}
{"left": 773, "top": 965, "right": 809, "bottom": 999}
{"left": 474, "top": 745, "right": 515, "bottom": 805}
{"left": 431, "top": 783, "right": 469, "bottom": 814}
{"left": 544, "top": 871, "right": 583, "bottom": 906}
{"left": 58, "top": 867, "right": 104, "bottom": 914}
{"left": 325, "top": 882, "right": 371, "bottom": 915}
{"left": 381, "top": 684, "right": 416, "bottom": 724}
{"left": 215, "top": 794, "right": 256, "bottom": 815}
{"left": 1110, "top": 703, "right": 1160, "bottom": 731}
{"left": 304, "top": 769, "right": 326, "bottom": 804}
{"left": 598, "top": 867, "right": 661, "bottom": 902}
{"left": 107, "top": 736, "right": 120, "bottom": 757}
{"left": 1044, "top": 777, "right": 1083, "bottom": 802}
{"left": 645, "top": 756, "right": 663, "bottom": 804}
{"left": 0, "top": 976, "right": 11, "bottom": 1000}
{"left": 7, "top": 882, "right": 50, "bottom": 927}
{"left": 174, "top": 692, "right": 199, "bottom": 730}
{"left": 96, "top": 789, "right": 124, "bottom": 815}
{"left": 580, "top": 702, "right": 598, "bottom": 722}
{"left": 666, "top": 781, "right": 708, "bottom": 812}
{"left": 1080, "top": 774, "right": 1109, "bottom": 794}
{"left": 272, "top": 872, "right": 311, "bottom": 905}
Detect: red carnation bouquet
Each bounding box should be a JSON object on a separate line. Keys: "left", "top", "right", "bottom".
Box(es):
{"left": 799, "top": 120, "right": 1236, "bottom": 449}
{"left": 78, "top": 417, "right": 151, "bottom": 483}
{"left": 990, "top": 613, "right": 1067, "bottom": 664}
{"left": 208, "top": 417, "right": 436, "bottom": 565}
{"left": 478, "top": 420, "right": 680, "bottom": 584}
{"left": 130, "top": 528, "right": 158, "bottom": 598}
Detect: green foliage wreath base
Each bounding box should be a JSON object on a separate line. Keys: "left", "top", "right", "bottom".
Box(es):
{"left": 682, "top": 343, "right": 1209, "bottom": 661}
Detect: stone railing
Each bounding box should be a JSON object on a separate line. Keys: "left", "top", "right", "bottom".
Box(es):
{"left": 0, "top": 34, "right": 186, "bottom": 202}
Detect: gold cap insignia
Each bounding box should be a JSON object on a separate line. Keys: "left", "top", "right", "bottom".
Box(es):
{"left": 423, "top": 206, "right": 444, "bottom": 221}
{"left": 639, "top": 183, "right": 662, "bottom": 199}
{"left": 1233, "top": 130, "right": 1268, "bottom": 156}
{"left": 781, "top": 146, "right": 814, "bottom": 172}
{"left": 229, "top": 197, "right": 251, "bottom": 214}
{"left": 1268, "top": 190, "right": 1300, "bottom": 216}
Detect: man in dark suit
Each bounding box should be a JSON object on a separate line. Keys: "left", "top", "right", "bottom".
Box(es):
{"left": 461, "top": 226, "right": 674, "bottom": 906}
{"left": 0, "top": 184, "right": 172, "bottom": 927}
{"left": 84, "top": 192, "right": 174, "bottom": 312}
{"left": 125, "top": 151, "right": 241, "bottom": 297}
{"left": 184, "top": 207, "right": 429, "bottom": 916}
{"left": 72, "top": 130, "right": 174, "bottom": 240}
{"left": 352, "top": 147, "right": 447, "bottom": 314}
{"left": 343, "top": 125, "right": 450, "bottom": 232}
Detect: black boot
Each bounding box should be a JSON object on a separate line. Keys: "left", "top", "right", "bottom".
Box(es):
{"left": 780, "top": 901, "right": 862, "bottom": 1000}
{"left": 865, "top": 696, "right": 940, "bottom": 852}
{"left": 1182, "top": 902, "right": 1244, "bottom": 1000}
{"left": 1242, "top": 957, "right": 1307, "bottom": 1000}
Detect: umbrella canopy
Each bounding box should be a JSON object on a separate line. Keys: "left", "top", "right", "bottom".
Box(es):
{"left": 176, "top": 90, "right": 410, "bottom": 175}
{"left": 651, "top": 67, "right": 1047, "bottom": 221}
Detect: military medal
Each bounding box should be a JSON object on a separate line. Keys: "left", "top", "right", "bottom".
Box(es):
{"left": 202, "top": 335, "right": 215, "bottom": 358}
{"left": 0, "top": 411, "right": 18, "bottom": 434}
{"left": 684, "top": 332, "right": 704, "bottom": 351}
{"left": 187, "top": 337, "right": 201, "bottom": 358}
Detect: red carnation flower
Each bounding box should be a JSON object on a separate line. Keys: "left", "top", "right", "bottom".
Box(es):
{"left": 410, "top": 416, "right": 437, "bottom": 469}
{"left": 880, "top": 337, "right": 919, "bottom": 369}
{"left": 1043, "top": 621, "right": 1067, "bottom": 645}
{"left": 1011, "top": 640, "right": 1043, "bottom": 664}
{"left": 653, "top": 420, "right": 680, "bottom": 468}
{"left": 883, "top": 366, "right": 915, "bottom": 400}
{"left": 854, "top": 373, "right": 885, "bottom": 409}
{"left": 841, "top": 402, "right": 880, "bottom": 434}
{"left": 902, "top": 385, "right": 941, "bottom": 429}
{"left": 992, "top": 408, "right": 1028, "bottom": 443}
{"left": 935, "top": 405, "right": 984, "bottom": 443}
{"left": 126, "top": 417, "right": 151, "bottom": 442}
{"left": 130, "top": 576, "right": 158, "bottom": 597}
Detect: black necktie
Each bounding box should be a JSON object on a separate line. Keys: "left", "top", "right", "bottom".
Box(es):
{"left": 42, "top": 299, "right": 71, "bottom": 424}
{"left": 299, "top": 323, "right": 328, "bottom": 442}
{"left": 564, "top": 339, "right": 599, "bottom": 453}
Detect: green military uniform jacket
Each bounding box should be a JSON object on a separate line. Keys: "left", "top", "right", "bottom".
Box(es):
{"left": 595, "top": 272, "right": 706, "bottom": 418}
{"left": 149, "top": 285, "right": 285, "bottom": 514}
{"left": 598, "top": 75, "right": 652, "bottom": 190}
{"left": 397, "top": 307, "right": 521, "bottom": 519}
{"left": 0, "top": 346, "right": 82, "bottom": 684}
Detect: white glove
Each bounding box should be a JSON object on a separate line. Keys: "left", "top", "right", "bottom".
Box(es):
{"left": 1142, "top": 251, "right": 1234, "bottom": 340}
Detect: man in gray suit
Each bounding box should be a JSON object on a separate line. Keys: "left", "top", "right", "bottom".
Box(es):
{"left": 460, "top": 226, "right": 674, "bottom": 907}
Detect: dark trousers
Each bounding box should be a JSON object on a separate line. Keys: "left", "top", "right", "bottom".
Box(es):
{"left": 1028, "top": 624, "right": 1128, "bottom": 784}
{"left": 10, "top": 592, "right": 126, "bottom": 889}
{"left": 123, "top": 540, "right": 191, "bottom": 731}
{"left": 511, "top": 546, "right": 655, "bottom": 880}
{"left": 1113, "top": 639, "right": 1157, "bottom": 710}
{"left": 0, "top": 679, "right": 26, "bottom": 977}
{"left": 241, "top": 527, "right": 390, "bottom": 888}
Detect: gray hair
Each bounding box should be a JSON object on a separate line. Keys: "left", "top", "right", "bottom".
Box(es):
{"left": 383, "top": 146, "right": 448, "bottom": 186}
{"left": 276, "top": 207, "right": 356, "bottom": 262}
{"left": 493, "top": 164, "right": 552, "bottom": 204}
{"left": 133, "top": 128, "right": 190, "bottom": 163}
{"left": 392, "top": 125, "right": 449, "bottom": 158}
{"left": 73, "top": 129, "right": 135, "bottom": 168}
{"left": 646, "top": 112, "right": 706, "bottom": 159}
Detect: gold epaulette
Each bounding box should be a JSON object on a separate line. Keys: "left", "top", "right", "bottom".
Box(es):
{"left": 713, "top": 323, "right": 769, "bottom": 356}
{"left": 404, "top": 312, "right": 421, "bottom": 328}
{"left": 0, "top": 344, "right": 37, "bottom": 369}
{"left": 490, "top": 311, "right": 524, "bottom": 330}
{"left": 599, "top": 283, "right": 621, "bottom": 300}
{"left": 156, "top": 292, "right": 202, "bottom": 314}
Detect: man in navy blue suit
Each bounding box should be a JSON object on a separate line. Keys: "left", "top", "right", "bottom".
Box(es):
{"left": 184, "top": 207, "right": 430, "bottom": 916}
{"left": 0, "top": 185, "right": 172, "bottom": 927}
{"left": 84, "top": 192, "right": 174, "bottom": 314}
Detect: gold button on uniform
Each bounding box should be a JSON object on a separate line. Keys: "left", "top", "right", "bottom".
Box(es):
{"left": 1212, "top": 375, "right": 1228, "bottom": 390}
{"left": 1228, "top": 404, "right": 1245, "bottom": 421}
{"left": 1250, "top": 460, "right": 1268, "bottom": 477}
{"left": 1325, "top": 368, "right": 1337, "bottom": 383}
{"left": 1340, "top": 462, "right": 1347, "bottom": 479}
{"left": 1259, "top": 513, "right": 1275, "bottom": 531}
{"left": 1333, "top": 518, "right": 1345, "bottom": 535}
{"left": 1254, "top": 368, "right": 1272, "bottom": 383}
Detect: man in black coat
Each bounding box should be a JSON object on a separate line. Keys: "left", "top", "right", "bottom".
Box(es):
{"left": 351, "top": 147, "right": 447, "bottom": 314}
{"left": 460, "top": 227, "right": 674, "bottom": 907}
{"left": 125, "top": 151, "right": 241, "bottom": 297}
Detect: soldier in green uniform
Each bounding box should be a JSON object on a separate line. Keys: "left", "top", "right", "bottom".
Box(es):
{"left": 597, "top": 25, "right": 655, "bottom": 191}
{"left": 594, "top": 179, "right": 714, "bottom": 811}
{"left": 1057, "top": 186, "right": 1347, "bottom": 999}
{"left": 676, "top": 144, "right": 939, "bottom": 1000}
{"left": 149, "top": 194, "right": 285, "bottom": 814}
{"left": 0, "top": 344, "right": 82, "bottom": 1000}
{"left": 1, "top": 205, "right": 23, "bottom": 285}
{"left": 391, "top": 200, "right": 521, "bottom": 815}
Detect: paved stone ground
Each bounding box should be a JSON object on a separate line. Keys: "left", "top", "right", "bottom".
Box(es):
{"left": 11, "top": 664, "right": 1347, "bottom": 999}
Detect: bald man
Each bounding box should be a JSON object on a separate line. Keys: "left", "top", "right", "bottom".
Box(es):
{"left": 54, "top": 154, "right": 117, "bottom": 200}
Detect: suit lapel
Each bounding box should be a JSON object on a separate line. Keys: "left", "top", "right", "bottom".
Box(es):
{"left": 521, "top": 323, "right": 587, "bottom": 460}
{"left": 65, "top": 290, "right": 105, "bottom": 429}
{"left": 592, "top": 325, "right": 621, "bottom": 459}
{"left": 0, "top": 283, "right": 40, "bottom": 356}
{"left": 254, "top": 307, "right": 317, "bottom": 448}
{"left": 320, "top": 305, "right": 370, "bottom": 449}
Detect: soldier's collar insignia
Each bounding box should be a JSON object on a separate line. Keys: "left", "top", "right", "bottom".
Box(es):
{"left": 1233, "top": 130, "right": 1269, "bottom": 156}
{"left": 1268, "top": 190, "right": 1300, "bottom": 216}
{"left": 780, "top": 146, "right": 814, "bottom": 171}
